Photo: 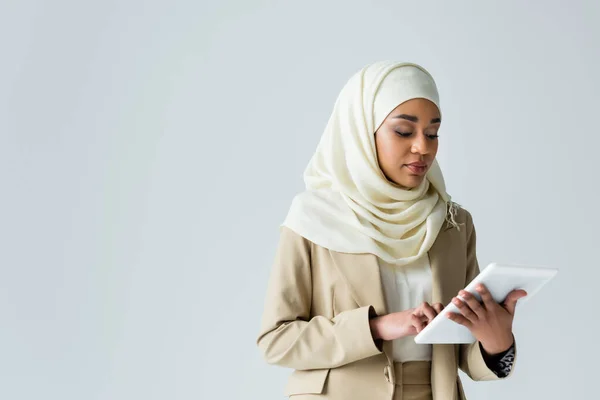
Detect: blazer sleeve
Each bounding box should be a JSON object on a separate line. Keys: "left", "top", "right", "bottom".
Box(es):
{"left": 256, "top": 226, "right": 383, "bottom": 370}
{"left": 457, "top": 210, "right": 518, "bottom": 381}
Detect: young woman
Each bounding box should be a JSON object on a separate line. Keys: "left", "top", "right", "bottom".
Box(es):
{"left": 256, "top": 61, "right": 525, "bottom": 400}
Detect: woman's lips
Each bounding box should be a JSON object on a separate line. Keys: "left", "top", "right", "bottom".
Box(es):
{"left": 405, "top": 164, "right": 427, "bottom": 174}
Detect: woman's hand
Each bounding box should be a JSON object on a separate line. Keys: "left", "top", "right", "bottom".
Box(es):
{"left": 446, "top": 284, "right": 527, "bottom": 355}
{"left": 370, "top": 302, "right": 444, "bottom": 341}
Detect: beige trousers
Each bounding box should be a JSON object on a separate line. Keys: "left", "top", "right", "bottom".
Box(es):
{"left": 392, "top": 361, "right": 433, "bottom": 400}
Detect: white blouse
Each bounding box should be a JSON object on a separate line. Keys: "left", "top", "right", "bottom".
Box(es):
{"left": 378, "top": 253, "right": 433, "bottom": 362}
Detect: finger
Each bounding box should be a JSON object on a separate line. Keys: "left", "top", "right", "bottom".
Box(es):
{"left": 446, "top": 311, "right": 472, "bottom": 328}
{"left": 413, "top": 313, "right": 429, "bottom": 323}
{"left": 459, "top": 290, "right": 486, "bottom": 319}
{"left": 420, "top": 302, "right": 437, "bottom": 322}
{"left": 474, "top": 284, "right": 496, "bottom": 310}
{"left": 503, "top": 289, "right": 528, "bottom": 315}
{"left": 452, "top": 297, "right": 478, "bottom": 323}
{"left": 411, "top": 313, "right": 425, "bottom": 333}
{"left": 412, "top": 308, "right": 431, "bottom": 318}
{"left": 432, "top": 302, "right": 444, "bottom": 314}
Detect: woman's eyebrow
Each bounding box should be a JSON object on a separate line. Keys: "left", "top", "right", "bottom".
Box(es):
{"left": 392, "top": 114, "right": 441, "bottom": 124}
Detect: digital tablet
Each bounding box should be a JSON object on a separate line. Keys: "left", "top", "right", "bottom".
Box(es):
{"left": 413, "top": 262, "right": 558, "bottom": 344}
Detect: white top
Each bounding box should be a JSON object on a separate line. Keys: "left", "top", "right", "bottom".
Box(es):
{"left": 378, "top": 253, "right": 433, "bottom": 362}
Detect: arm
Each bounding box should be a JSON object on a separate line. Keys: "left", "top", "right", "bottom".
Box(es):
{"left": 256, "top": 226, "right": 382, "bottom": 370}
{"left": 457, "top": 211, "right": 518, "bottom": 381}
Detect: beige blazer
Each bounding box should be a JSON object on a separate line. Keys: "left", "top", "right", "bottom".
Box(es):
{"left": 256, "top": 207, "right": 517, "bottom": 400}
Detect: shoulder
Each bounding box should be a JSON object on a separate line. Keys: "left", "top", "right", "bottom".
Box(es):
{"left": 444, "top": 202, "right": 475, "bottom": 231}
{"left": 457, "top": 205, "right": 474, "bottom": 224}
{"left": 280, "top": 224, "right": 311, "bottom": 242}
{"left": 278, "top": 225, "right": 314, "bottom": 253}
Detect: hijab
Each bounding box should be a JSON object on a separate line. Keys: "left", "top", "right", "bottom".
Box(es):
{"left": 281, "top": 61, "right": 460, "bottom": 267}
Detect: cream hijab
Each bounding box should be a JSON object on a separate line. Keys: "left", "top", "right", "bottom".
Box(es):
{"left": 281, "top": 61, "right": 460, "bottom": 267}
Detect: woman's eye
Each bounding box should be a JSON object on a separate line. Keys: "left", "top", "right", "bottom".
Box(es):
{"left": 395, "top": 131, "right": 439, "bottom": 139}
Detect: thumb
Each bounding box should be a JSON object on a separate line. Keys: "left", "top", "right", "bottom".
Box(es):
{"left": 503, "top": 289, "right": 528, "bottom": 315}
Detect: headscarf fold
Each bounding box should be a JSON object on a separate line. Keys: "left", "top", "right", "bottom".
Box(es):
{"left": 282, "top": 61, "right": 460, "bottom": 267}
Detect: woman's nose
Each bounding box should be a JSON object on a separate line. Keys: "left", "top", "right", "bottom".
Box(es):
{"left": 411, "top": 133, "right": 430, "bottom": 155}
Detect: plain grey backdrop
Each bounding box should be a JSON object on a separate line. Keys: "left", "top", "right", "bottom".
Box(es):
{"left": 1, "top": 0, "right": 599, "bottom": 399}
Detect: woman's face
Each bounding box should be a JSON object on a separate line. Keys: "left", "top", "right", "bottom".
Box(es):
{"left": 374, "top": 98, "right": 441, "bottom": 189}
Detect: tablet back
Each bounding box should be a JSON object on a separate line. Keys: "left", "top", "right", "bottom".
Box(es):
{"left": 413, "top": 263, "right": 558, "bottom": 344}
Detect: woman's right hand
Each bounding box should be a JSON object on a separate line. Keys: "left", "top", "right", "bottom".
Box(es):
{"left": 370, "top": 302, "right": 444, "bottom": 341}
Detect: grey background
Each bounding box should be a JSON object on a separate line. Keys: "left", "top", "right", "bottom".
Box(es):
{"left": 1, "top": 1, "right": 599, "bottom": 399}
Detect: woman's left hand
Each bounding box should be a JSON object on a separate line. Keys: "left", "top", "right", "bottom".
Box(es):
{"left": 446, "top": 284, "right": 527, "bottom": 355}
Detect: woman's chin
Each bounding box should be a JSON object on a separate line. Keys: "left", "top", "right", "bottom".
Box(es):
{"left": 390, "top": 175, "right": 424, "bottom": 190}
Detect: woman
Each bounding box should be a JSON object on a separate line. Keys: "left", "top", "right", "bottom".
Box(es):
{"left": 256, "top": 61, "right": 525, "bottom": 400}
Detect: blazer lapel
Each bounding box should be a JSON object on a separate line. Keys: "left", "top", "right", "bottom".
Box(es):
{"left": 429, "top": 221, "right": 467, "bottom": 400}
{"left": 328, "top": 251, "right": 388, "bottom": 316}
{"left": 429, "top": 221, "right": 467, "bottom": 306}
